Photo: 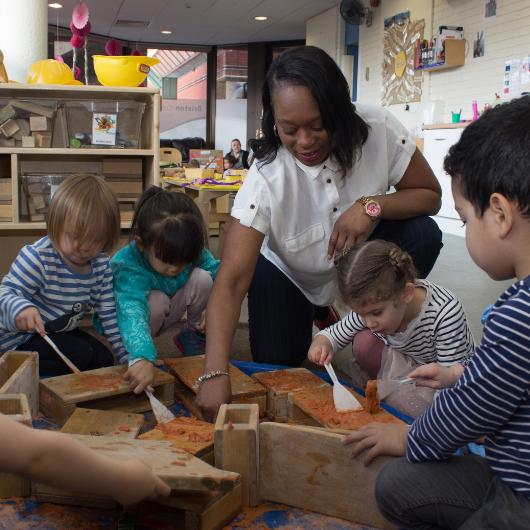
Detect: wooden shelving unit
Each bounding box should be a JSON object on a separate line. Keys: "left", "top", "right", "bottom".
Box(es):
{"left": 0, "top": 83, "right": 160, "bottom": 274}
{"left": 415, "top": 39, "right": 466, "bottom": 72}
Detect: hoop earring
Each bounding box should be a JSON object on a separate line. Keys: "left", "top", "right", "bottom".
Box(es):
{"left": 273, "top": 124, "right": 279, "bottom": 137}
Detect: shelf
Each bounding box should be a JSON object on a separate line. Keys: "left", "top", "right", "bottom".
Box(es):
{"left": 0, "top": 148, "right": 154, "bottom": 156}
{"left": 415, "top": 39, "right": 465, "bottom": 72}
{"left": 0, "top": 220, "right": 133, "bottom": 230}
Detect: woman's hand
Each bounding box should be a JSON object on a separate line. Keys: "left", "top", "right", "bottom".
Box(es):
{"left": 327, "top": 203, "right": 373, "bottom": 259}
{"left": 408, "top": 363, "right": 464, "bottom": 389}
{"left": 15, "top": 307, "right": 45, "bottom": 335}
{"left": 196, "top": 376, "right": 232, "bottom": 422}
{"left": 308, "top": 335, "right": 334, "bottom": 365}
{"left": 342, "top": 423, "right": 409, "bottom": 465}
{"left": 124, "top": 360, "right": 155, "bottom": 394}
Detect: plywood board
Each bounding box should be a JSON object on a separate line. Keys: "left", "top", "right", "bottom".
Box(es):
{"left": 0, "top": 350, "right": 39, "bottom": 417}
{"left": 61, "top": 408, "right": 144, "bottom": 438}
{"left": 253, "top": 368, "right": 327, "bottom": 420}
{"left": 289, "top": 385, "right": 404, "bottom": 430}
{"left": 39, "top": 365, "right": 174, "bottom": 425}
{"left": 139, "top": 416, "right": 214, "bottom": 462}
{"left": 33, "top": 434, "right": 241, "bottom": 508}
{"left": 259, "top": 422, "right": 396, "bottom": 529}
{"left": 165, "top": 356, "right": 266, "bottom": 415}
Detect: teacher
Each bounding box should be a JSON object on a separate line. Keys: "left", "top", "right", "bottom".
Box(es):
{"left": 198, "top": 46, "right": 442, "bottom": 420}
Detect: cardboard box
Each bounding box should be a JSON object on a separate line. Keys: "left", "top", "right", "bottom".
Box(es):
{"left": 189, "top": 149, "right": 223, "bottom": 172}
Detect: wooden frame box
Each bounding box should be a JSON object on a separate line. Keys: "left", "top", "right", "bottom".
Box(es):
{"left": 60, "top": 408, "right": 144, "bottom": 438}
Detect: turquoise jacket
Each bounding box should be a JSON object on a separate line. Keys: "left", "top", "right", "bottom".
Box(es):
{"left": 110, "top": 242, "right": 219, "bottom": 364}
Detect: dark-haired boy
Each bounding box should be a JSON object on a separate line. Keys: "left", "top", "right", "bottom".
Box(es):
{"left": 343, "top": 96, "right": 530, "bottom": 529}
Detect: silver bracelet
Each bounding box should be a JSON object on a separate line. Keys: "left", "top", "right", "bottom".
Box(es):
{"left": 195, "top": 370, "right": 230, "bottom": 387}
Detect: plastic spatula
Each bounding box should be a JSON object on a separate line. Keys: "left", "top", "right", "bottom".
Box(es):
{"left": 377, "top": 377, "right": 415, "bottom": 400}
{"left": 324, "top": 363, "right": 363, "bottom": 412}
{"left": 145, "top": 390, "right": 175, "bottom": 424}
{"left": 42, "top": 334, "right": 81, "bottom": 374}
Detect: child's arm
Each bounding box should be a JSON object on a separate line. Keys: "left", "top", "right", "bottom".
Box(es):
{"left": 315, "top": 311, "right": 366, "bottom": 357}
{"left": 308, "top": 334, "right": 334, "bottom": 365}
{"left": 0, "top": 414, "right": 170, "bottom": 505}
{"left": 0, "top": 245, "right": 45, "bottom": 333}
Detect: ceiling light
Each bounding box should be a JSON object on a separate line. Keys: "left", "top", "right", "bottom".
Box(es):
{"left": 161, "top": 30, "right": 172, "bottom": 35}
{"left": 254, "top": 16, "right": 268, "bottom": 21}
{"left": 48, "top": 2, "right": 63, "bottom": 8}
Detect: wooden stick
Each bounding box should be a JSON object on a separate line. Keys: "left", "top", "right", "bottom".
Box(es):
{"left": 43, "top": 335, "right": 81, "bottom": 374}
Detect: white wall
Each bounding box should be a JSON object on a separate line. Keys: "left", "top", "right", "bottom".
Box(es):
{"left": 215, "top": 99, "right": 247, "bottom": 154}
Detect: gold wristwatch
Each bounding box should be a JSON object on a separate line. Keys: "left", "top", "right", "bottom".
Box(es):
{"left": 356, "top": 196, "right": 382, "bottom": 221}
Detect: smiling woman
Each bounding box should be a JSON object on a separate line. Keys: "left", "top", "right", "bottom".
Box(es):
{"left": 197, "top": 46, "right": 443, "bottom": 421}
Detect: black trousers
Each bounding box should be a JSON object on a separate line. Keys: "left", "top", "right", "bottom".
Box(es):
{"left": 17, "top": 329, "right": 114, "bottom": 377}
{"left": 247, "top": 216, "right": 443, "bottom": 366}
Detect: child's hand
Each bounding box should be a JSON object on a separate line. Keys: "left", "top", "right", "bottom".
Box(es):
{"left": 307, "top": 335, "right": 334, "bottom": 365}
{"left": 124, "top": 360, "right": 155, "bottom": 394}
{"left": 111, "top": 459, "right": 170, "bottom": 505}
{"left": 15, "top": 307, "right": 45, "bottom": 335}
{"left": 342, "top": 423, "right": 409, "bottom": 465}
{"left": 408, "top": 363, "right": 464, "bottom": 389}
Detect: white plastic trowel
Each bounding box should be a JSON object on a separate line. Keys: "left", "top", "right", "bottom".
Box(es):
{"left": 145, "top": 389, "right": 175, "bottom": 424}
{"left": 324, "top": 363, "right": 363, "bottom": 412}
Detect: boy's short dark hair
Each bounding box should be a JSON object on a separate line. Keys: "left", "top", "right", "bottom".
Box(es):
{"left": 224, "top": 154, "right": 237, "bottom": 165}
{"left": 444, "top": 96, "right": 530, "bottom": 217}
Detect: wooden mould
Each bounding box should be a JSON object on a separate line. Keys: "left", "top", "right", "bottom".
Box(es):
{"left": 0, "top": 394, "right": 32, "bottom": 497}
{"left": 165, "top": 356, "right": 266, "bottom": 418}
{"left": 61, "top": 408, "right": 144, "bottom": 438}
{"left": 259, "top": 422, "right": 396, "bottom": 530}
{"left": 252, "top": 367, "right": 328, "bottom": 423}
{"left": 39, "top": 365, "right": 175, "bottom": 426}
{"left": 289, "top": 384, "right": 403, "bottom": 430}
{"left": 139, "top": 416, "right": 215, "bottom": 464}
{"left": 0, "top": 350, "right": 39, "bottom": 418}
{"left": 33, "top": 434, "right": 241, "bottom": 509}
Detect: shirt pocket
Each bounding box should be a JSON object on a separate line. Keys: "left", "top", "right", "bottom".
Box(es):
{"left": 285, "top": 223, "right": 325, "bottom": 253}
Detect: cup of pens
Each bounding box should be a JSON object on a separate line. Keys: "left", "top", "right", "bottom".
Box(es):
{"left": 451, "top": 110, "right": 461, "bottom": 123}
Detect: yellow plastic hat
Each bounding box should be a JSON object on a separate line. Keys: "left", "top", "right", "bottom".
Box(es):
{"left": 27, "top": 59, "right": 83, "bottom": 85}
{"left": 93, "top": 55, "right": 160, "bottom": 87}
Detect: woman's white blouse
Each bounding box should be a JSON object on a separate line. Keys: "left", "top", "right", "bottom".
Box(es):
{"left": 231, "top": 103, "right": 416, "bottom": 306}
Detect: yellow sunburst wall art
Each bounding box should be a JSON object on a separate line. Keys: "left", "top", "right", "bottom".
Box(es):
{"left": 382, "top": 19, "right": 424, "bottom": 106}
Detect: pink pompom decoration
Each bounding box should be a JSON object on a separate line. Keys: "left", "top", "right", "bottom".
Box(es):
{"left": 54, "top": 54, "right": 65, "bottom": 63}
{"left": 74, "top": 66, "right": 81, "bottom": 80}
{"left": 70, "top": 33, "right": 85, "bottom": 49}
{"left": 105, "top": 39, "right": 122, "bottom": 56}
{"left": 130, "top": 48, "right": 142, "bottom": 56}
{"left": 70, "top": 19, "right": 91, "bottom": 37}
{"left": 72, "top": 1, "right": 89, "bottom": 30}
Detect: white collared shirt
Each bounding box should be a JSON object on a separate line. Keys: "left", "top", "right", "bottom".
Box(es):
{"left": 231, "top": 103, "right": 416, "bottom": 305}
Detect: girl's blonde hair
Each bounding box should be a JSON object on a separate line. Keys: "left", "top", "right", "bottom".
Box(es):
{"left": 47, "top": 174, "right": 120, "bottom": 253}
{"left": 336, "top": 240, "right": 417, "bottom": 307}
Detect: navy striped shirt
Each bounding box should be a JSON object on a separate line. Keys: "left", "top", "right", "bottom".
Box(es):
{"left": 0, "top": 237, "right": 126, "bottom": 362}
{"left": 408, "top": 276, "right": 530, "bottom": 497}
{"left": 318, "top": 280, "right": 475, "bottom": 366}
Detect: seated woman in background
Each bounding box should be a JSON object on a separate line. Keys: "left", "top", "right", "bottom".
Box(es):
{"left": 226, "top": 139, "right": 249, "bottom": 169}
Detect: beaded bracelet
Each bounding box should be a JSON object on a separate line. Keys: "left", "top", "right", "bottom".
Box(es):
{"left": 195, "top": 370, "right": 230, "bottom": 387}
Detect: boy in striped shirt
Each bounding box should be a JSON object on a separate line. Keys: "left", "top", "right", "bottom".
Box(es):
{"left": 344, "top": 96, "right": 530, "bottom": 529}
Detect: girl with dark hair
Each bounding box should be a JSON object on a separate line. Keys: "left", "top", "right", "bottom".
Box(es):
{"left": 110, "top": 187, "right": 219, "bottom": 393}
{"left": 197, "top": 46, "right": 443, "bottom": 421}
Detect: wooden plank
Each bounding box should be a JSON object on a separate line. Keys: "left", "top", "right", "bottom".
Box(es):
{"left": 253, "top": 368, "right": 327, "bottom": 420}
{"left": 39, "top": 365, "right": 174, "bottom": 425}
{"left": 139, "top": 416, "right": 214, "bottom": 462}
{"left": 289, "top": 385, "right": 403, "bottom": 430}
{"left": 32, "top": 435, "right": 241, "bottom": 508}
{"left": 61, "top": 408, "right": 144, "bottom": 438}
{"left": 0, "top": 350, "right": 39, "bottom": 417}
{"left": 0, "top": 394, "right": 32, "bottom": 497}
{"left": 259, "top": 422, "right": 396, "bottom": 530}
{"left": 165, "top": 356, "right": 266, "bottom": 416}
{"left": 214, "top": 404, "right": 259, "bottom": 507}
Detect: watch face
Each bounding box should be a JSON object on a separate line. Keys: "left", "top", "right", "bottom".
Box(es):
{"left": 366, "top": 201, "right": 381, "bottom": 217}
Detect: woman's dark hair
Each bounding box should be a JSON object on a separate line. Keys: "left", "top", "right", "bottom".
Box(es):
{"left": 130, "top": 186, "right": 206, "bottom": 265}
{"left": 249, "top": 45, "right": 369, "bottom": 176}
{"left": 336, "top": 240, "right": 416, "bottom": 307}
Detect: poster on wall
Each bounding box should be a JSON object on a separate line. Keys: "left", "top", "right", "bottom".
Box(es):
{"left": 381, "top": 13, "right": 424, "bottom": 106}
{"left": 473, "top": 31, "right": 485, "bottom": 58}
{"left": 503, "top": 58, "right": 521, "bottom": 95}
{"left": 485, "top": 0, "right": 497, "bottom": 18}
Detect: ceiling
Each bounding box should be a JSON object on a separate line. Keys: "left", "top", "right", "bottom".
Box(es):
{"left": 48, "top": 0, "right": 339, "bottom": 46}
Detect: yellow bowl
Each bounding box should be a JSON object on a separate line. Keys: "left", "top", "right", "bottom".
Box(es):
{"left": 93, "top": 56, "right": 160, "bottom": 87}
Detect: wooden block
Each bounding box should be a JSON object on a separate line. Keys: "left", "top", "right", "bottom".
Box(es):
{"left": 165, "top": 356, "right": 266, "bottom": 416}
{"left": 259, "top": 422, "right": 396, "bottom": 529}
{"left": 102, "top": 157, "right": 143, "bottom": 176}
{"left": 21, "top": 135, "right": 35, "bottom": 148}
{"left": 106, "top": 178, "right": 143, "bottom": 196}
{"left": 29, "top": 115, "right": 49, "bottom": 132}
{"left": 0, "top": 394, "right": 32, "bottom": 498}
{"left": 0, "top": 178, "right": 11, "bottom": 201}
{"left": 0, "top": 118, "right": 19, "bottom": 138}
{"left": 0, "top": 351, "right": 39, "bottom": 418}
{"left": 8, "top": 99, "right": 55, "bottom": 118}
{"left": 214, "top": 404, "right": 259, "bottom": 507}
{"left": 0, "top": 104, "right": 16, "bottom": 124}
{"left": 0, "top": 202, "right": 12, "bottom": 221}
{"left": 0, "top": 136, "right": 15, "bottom": 147}
{"left": 33, "top": 434, "right": 241, "bottom": 508}
{"left": 139, "top": 416, "right": 214, "bottom": 463}
{"left": 61, "top": 408, "right": 144, "bottom": 438}
{"left": 39, "top": 364, "right": 175, "bottom": 426}
{"left": 13, "top": 119, "right": 30, "bottom": 141}
{"left": 289, "top": 384, "right": 403, "bottom": 430}
{"left": 253, "top": 368, "right": 328, "bottom": 420}
{"left": 33, "top": 131, "right": 52, "bottom": 148}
